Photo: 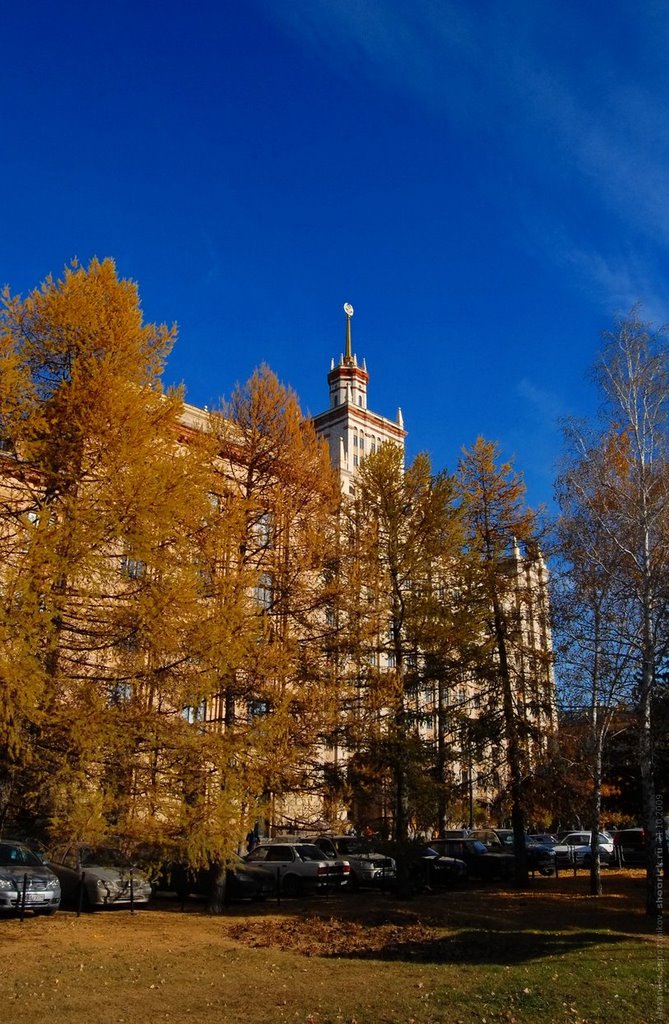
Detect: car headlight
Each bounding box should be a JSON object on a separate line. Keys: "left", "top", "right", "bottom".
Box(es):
{"left": 51, "top": 877, "right": 61, "bottom": 893}
{"left": 0, "top": 878, "right": 16, "bottom": 890}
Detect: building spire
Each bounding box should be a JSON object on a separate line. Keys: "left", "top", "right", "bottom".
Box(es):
{"left": 343, "top": 302, "right": 354, "bottom": 365}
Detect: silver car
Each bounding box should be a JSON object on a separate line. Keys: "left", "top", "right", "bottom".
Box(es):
{"left": 0, "top": 840, "right": 61, "bottom": 915}
{"left": 310, "top": 835, "right": 396, "bottom": 889}
{"left": 553, "top": 831, "right": 615, "bottom": 868}
{"left": 49, "top": 845, "right": 152, "bottom": 908}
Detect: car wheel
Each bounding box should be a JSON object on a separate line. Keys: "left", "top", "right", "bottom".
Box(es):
{"left": 282, "top": 874, "right": 302, "bottom": 898}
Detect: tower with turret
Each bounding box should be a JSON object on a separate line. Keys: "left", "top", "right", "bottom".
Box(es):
{"left": 312, "top": 303, "right": 406, "bottom": 494}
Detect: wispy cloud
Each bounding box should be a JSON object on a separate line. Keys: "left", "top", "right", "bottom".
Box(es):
{"left": 561, "top": 246, "right": 669, "bottom": 325}
{"left": 517, "top": 378, "right": 569, "bottom": 427}
{"left": 264, "top": 1, "right": 669, "bottom": 310}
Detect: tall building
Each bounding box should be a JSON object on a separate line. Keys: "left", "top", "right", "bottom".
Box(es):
{"left": 308, "top": 304, "right": 557, "bottom": 832}
{"left": 312, "top": 303, "right": 406, "bottom": 494}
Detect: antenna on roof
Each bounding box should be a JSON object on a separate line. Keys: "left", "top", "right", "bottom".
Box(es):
{"left": 343, "top": 302, "right": 354, "bottom": 365}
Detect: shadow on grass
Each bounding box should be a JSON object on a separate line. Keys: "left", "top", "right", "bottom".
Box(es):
{"left": 321, "top": 926, "right": 631, "bottom": 965}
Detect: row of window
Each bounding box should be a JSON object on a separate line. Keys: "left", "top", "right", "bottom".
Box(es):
{"left": 110, "top": 685, "right": 270, "bottom": 724}
{"left": 352, "top": 434, "right": 382, "bottom": 453}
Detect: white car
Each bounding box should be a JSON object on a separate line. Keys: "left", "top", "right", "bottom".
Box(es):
{"left": 244, "top": 842, "right": 350, "bottom": 896}
{"left": 554, "top": 831, "right": 615, "bottom": 868}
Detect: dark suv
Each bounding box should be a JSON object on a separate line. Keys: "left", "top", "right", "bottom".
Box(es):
{"left": 428, "top": 837, "right": 514, "bottom": 880}
{"left": 469, "top": 828, "right": 554, "bottom": 875}
{"left": 613, "top": 828, "right": 648, "bottom": 867}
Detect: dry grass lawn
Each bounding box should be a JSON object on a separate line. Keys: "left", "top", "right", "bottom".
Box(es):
{"left": 0, "top": 869, "right": 664, "bottom": 1024}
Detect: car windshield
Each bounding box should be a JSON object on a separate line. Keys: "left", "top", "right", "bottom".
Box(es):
{"left": 295, "top": 845, "right": 326, "bottom": 861}
{"left": 335, "top": 838, "right": 370, "bottom": 855}
{"left": 80, "top": 848, "right": 131, "bottom": 868}
{"left": 0, "top": 842, "right": 44, "bottom": 867}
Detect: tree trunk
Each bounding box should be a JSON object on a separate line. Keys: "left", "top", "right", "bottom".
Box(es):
{"left": 494, "top": 596, "right": 528, "bottom": 886}
{"left": 589, "top": 733, "right": 603, "bottom": 896}
{"left": 639, "top": 645, "right": 658, "bottom": 916}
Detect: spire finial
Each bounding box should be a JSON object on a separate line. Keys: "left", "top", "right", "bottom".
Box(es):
{"left": 343, "top": 302, "right": 354, "bottom": 365}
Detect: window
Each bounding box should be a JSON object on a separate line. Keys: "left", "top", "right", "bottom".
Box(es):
{"left": 254, "top": 573, "right": 272, "bottom": 610}
{"left": 353, "top": 434, "right": 358, "bottom": 447}
{"left": 120, "top": 555, "right": 146, "bottom": 579}
{"left": 247, "top": 847, "right": 269, "bottom": 862}
{"left": 370, "top": 442, "right": 376, "bottom": 453}
{"left": 183, "top": 699, "right": 207, "bottom": 724}
{"left": 108, "top": 681, "right": 132, "bottom": 705}
{"left": 353, "top": 454, "right": 359, "bottom": 467}
{"left": 359, "top": 436, "right": 364, "bottom": 451}
{"left": 252, "top": 511, "right": 272, "bottom": 548}
{"left": 267, "top": 846, "right": 293, "bottom": 863}
{"left": 249, "top": 699, "right": 270, "bottom": 718}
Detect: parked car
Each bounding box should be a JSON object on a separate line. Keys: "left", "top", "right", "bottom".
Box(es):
{"left": 48, "top": 845, "right": 152, "bottom": 908}
{"left": 309, "top": 835, "right": 396, "bottom": 889}
{"left": 553, "top": 832, "right": 615, "bottom": 868}
{"left": 529, "top": 833, "right": 559, "bottom": 850}
{"left": 612, "top": 828, "right": 650, "bottom": 867}
{"left": 244, "top": 842, "right": 350, "bottom": 896}
{"left": 0, "top": 839, "right": 61, "bottom": 915}
{"left": 158, "top": 855, "right": 276, "bottom": 902}
{"left": 416, "top": 845, "right": 468, "bottom": 888}
{"left": 428, "top": 838, "right": 515, "bottom": 880}
{"left": 468, "top": 828, "right": 554, "bottom": 875}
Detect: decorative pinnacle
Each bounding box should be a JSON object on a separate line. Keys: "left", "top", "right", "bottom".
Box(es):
{"left": 343, "top": 302, "right": 354, "bottom": 365}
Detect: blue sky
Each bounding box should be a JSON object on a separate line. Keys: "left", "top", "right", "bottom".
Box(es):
{"left": 3, "top": 0, "right": 668, "bottom": 512}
